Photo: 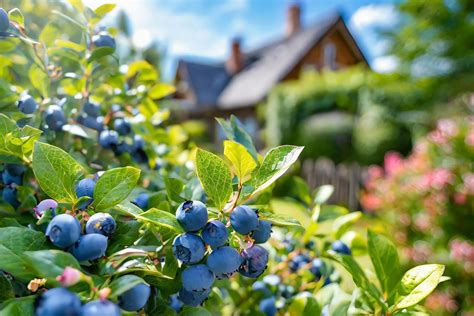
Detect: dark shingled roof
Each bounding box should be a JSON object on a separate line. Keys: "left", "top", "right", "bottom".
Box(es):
{"left": 177, "top": 12, "right": 351, "bottom": 110}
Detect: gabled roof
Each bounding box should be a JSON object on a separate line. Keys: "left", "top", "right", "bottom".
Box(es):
{"left": 176, "top": 12, "right": 365, "bottom": 110}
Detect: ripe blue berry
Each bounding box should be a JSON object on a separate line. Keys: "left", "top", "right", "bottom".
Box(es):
{"left": 182, "top": 264, "right": 215, "bottom": 292}
{"left": 310, "top": 258, "right": 326, "bottom": 279}
{"left": 5, "top": 164, "right": 25, "bottom": 176}
{"left": 176, "top": 201, "right": 208, "bottom": 232}
{"left": 35, "top": 287, "right": 81, "bottom": 316}
{"left": 251, "top": 220, "right": 272, "bottom": 243}
{"left": 80, "top": 300, "right": 121, "bottom": 316}
{"left": 169, "top": 294, "right": 183, "bottom": 312}
{"left": 239, "top": 245, "right": 269, "bottom": 278}
{"left": 230, "top": 206, "right": 258, "bottom": 235}
{"left": 70, "top": 233, "right": 107, "bottom": 262}
{"left": 331, "top": 240, "right": 351, "bottom": 255}
{"left": 118, "top": 283, "right": 150, "bottom": 311}
{"left": 133, "top": 135, "right": 145, "bottom": 150}
{"left": 178, "top": 287, "right": 210, "bottom": 307}
{"left": 75, "top": 178, "right": 96, "bottom": 208}
{"left": 2, "top": 169, "right": 22, "bottom": 185}
{"left": 259, "top": 296, "right": 277, "bottom": 316}
{"left": 206, "top": 246, "right": 242, "bottom": 279}
{"left": 289, "top": 253, "right": 310, "bottom": 272}
{"left": 0, "top": 8, "right": 9, "bottom": 33}
{"left": 45, "top": 105, "right": 66, "bottom": 131}
{"left": 252, "top": 281, "right": 271, "bottom": 297}
{"left": 86, "top": 213, "right": 116, "bottom": 237}
{"left": 201, "top": 220, "right": 228, "bottom": 248}
{"left": 114, "top": 118, "right": 131, "bottom": 135}
{"left": 93, "top": 33, "right": 116, "bottom": 50}
{"left": 83, "top": 101, "right": 101, "bottom": 117}
{"left": 81, "top": 115, "right": 104, "bottom": 131}
{"left": 134, "top": 192, "right": 149, "bottom": 209}
{"left": 2, "top": 187, "right": 20, "bottom": 208}
{"left": 99, "top": 130, "right": 119, "bottom": 149}
{"left": 18, "top": 94, "right": 38, "bottom": 114}
{"left": 46, "top": 214, "right": 81, "bottom": 248}
{"left": 172, "top": 233, "right": 206, "bottom": 264}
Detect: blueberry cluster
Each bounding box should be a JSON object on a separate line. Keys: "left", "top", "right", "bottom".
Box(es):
{"left": 0, "top": 164, "right": 26, "bottom": 209}
{"left": 35, "top": 282, "right": 151, "bottom": 315}
{"left": 77, "top": 101, "right": 104, "bottom": 132}
{"left": 170, "top": 201, "right": 273, "bottom": 308}
{"left": 44, "top": 105, "right": 67, "bottom": 131}
{"left": 41, "top": 178, "right": 116, "bottom": 262}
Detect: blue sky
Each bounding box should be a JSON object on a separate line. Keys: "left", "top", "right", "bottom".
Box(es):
{"left": 83, "top": 0, "right": 400, "bottom": 79}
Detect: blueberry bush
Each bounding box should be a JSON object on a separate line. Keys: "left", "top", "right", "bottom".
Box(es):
{"left": 0, "top": 1, "right": 448, "bottom": 315}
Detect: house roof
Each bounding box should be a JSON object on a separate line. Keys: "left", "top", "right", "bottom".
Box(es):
{"left": 177, "top": 12, "right": 365, "bottom": 110}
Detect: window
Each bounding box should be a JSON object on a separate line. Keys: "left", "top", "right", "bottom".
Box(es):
{"left": 323, "top": 41, "right": 337, "bottom": 70}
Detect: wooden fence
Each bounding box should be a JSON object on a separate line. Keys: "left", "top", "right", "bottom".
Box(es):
{"left": 301, "top": 159, "right": 368, "bottom": 210}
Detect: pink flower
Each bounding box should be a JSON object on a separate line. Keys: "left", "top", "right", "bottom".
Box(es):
{"left": 360, "top": 194, "right": 381, "bottom": 211}
{"left": 437, "top": 119, "right": 458, "bottom": 137}
{"left": 454, "top": 192, "right": 467, "bottom": 205}
{"left": 465, "top": 131, "right": 474, "bottom": 146}
{"left": 56, "top": 267, "right": 81, "bottom": 287}
{"left": 384, "top": 152, "right": 403, "bottom": 175}
{"left": 463, "top": 173, "right": 474, "bottom": 195}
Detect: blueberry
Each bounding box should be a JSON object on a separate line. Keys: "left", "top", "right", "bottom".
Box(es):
{"left": 310, "top": 258, "right": 326, "bottom": 279}
{"left": 114, "top": 118, "right": 131, "bottom": 135}
{"left": 0, "top": 8, "right": 9, "bottom": 33}
{"left": 118, "top": 283, "right": 150, "bottom": 311}
{"left": 182, "top": 264, "right": 214, "bottom": 292}
{"left": 18, "top": 94, "right": 38, "bottom": 114}
{"left": 259, "top": 296, "right": 277, "bottom": 316}
{"left": 169, "top": 294, "right": 183, "bottom": 312}
{"left": 176, "top": 201, "right": 208, "bottom": 232}
{"left": 93, "top": 33, "right": 116, "bottom": 50}
{"left": 132, "top": 135, "right": 145, "bottom": 151}
{"left": 230, "top": 206, "right": 258, "bottom": 235}
{"left": 239, "top": 245, "right": 269, "bottom": 278}
{"left": 131, "top": 149, "right": 148, "bottom": 164}
{"left": 75, "top": 178, "right": 96, "bottom": 208}
{"left": 172, "top": 233, "right": 206, "bottom": 264}
{"left": 35, "top": 287, "right": 81, "bottom": 316}
{"left": 331, "top": 240, "right": 351, "bottom": 255}
{"left": 80, "top": 300, "right": 121, "bottom": 316}
{"left": 70, "top": 233, "right": 107, "bottom": 262}
{"left": 2, "top": 187, "right": 20, "bottom": 208}
{"left": 206, "top": 246, "right": 242, "bottom": 279}
{"left": 2, "top": 169, "right": 22, "bottom": 185}
{"left": 5, "top": 164, "right": 26, "bottom": 176}
{"left": 35, "top": 199, "right": 58, "bottom": 218}
{"left": 113, "top": 141, "right": 132, "bottom": 156}
{"left": 82, "top": 115, "right": 104, "bottom": 131}
{"left": 134, "top": 193, "right": 149, "bottom": 209}
{"left": 201, "top": 220, "right": 228, "bottom": 248}
{"left": 46, "top": 214, "right": 81, "bottom": 248}
{"left": 45, "top": 105, "right": 66, "bottom": 131}
{"left": 280, "top": 285, "right": 295, "bottom": 299}
{"left": 251, "top": 220, "right": 272, "bottom": 243}
{"left": 99, "top": 130, "right": 119, "bottom": 149}
{"left": 178, "top": 287, "right": 210, "bottom": 307}
{"left": 83, "top": 101, "right": 101, "bottom": 117}
{"left": 86, "top": 213, "right": 116, "bottom": 237}
{"left": 289, "top": 254, "right": 310, "bottom": 272}
{"left": 252, "top": 281, "right": 271, "bottom": 297}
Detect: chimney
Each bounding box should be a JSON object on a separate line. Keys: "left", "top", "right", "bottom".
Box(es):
{"left": 286, "top": 3, "right": 301, "bottom": 36}
{"left": 226, "top": 37, "right": 243, "bottom": 74}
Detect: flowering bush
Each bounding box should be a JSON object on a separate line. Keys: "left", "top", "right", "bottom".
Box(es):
{"left": 362, "top": 116, "right": 474, "bottom": 314}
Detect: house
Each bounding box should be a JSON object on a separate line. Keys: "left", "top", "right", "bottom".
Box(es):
{"left": 173, "top": 4, "right": 368, "bottom": 142}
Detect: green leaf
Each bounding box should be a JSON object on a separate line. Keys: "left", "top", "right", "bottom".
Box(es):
{"left": 288, "top": 294, "right": 321, "bottom": 316}
{"left": 250, "top": 145, "right": 304, "bottom": 196}
{"left": 223, "top": 140, "right": 257, "bottom": 181}
{"left": 55, "top": 39, "right": 85, "bottom": 52}
{"left": 332, "top": 212, "right": 362, "bottom": 239}
{"left": 69, "top": 0, "right": 84, "bottom": 13}
{"left": 32, "top": 142, "right": 83, "bottom": 203}
{"left": 93, "top": 3, "right": 116, "bottom": 17}
{"left": 23, "top": 250, "right": 81, "bottom": 284}
{"left": 92, "top": 167, "right": 141, "bottom": 211}
{"left": 0, "top": 227, "right": 46, "bottom": 281}
{"left": 28, "top": 64, "right": 50, "bottom": 97}
{"left": 259, "top": 210, "right": 302, "bottom": 227}
{"left": 0, "top": 296, "right": 35, "bottom": 316}
{"left": 149, "top": 83, "right": 176, "bottom": 100}
{"left": 164, "top": 178, "right": 186, "bottom": 203}
{"left": 135, "top": 208, "right": 183, "bottom": 241}
{"left": 367, "top": 230, "right": 402, "bottom": 298}
{"left": 195, "top": 148, "right": 233, "bottom": 211}
{"left": 179, "top": 307, "right": 212, "bottom": 316}
{"left": 8, "top": 9, "right": 24, "bottom": 27}
{"left": 313, "top": 185, "right": 334, "bottom": 205}
{"left": 319, "top": 205, "right": 349, "bottom": 222}
{"left": 0, "top": 273, "right": 14, "bottom": 302}
{"left": 393, "top": 264, "right": 445, "bottom": 311}
{"left": 108, "top": 275, "right": 146, "bottom": 298}
{"left": 114, "top": 201, "right": 144, "bottom": 216}
{"left": 216, "top": 115, "right": 259, "bottom": 162}
{"left": 87, "top": 46, "right": 114, "bottom": 64}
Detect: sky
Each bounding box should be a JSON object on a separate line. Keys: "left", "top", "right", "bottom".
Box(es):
{"left": 83, "top": 0, "right": 401, "bottom": 80}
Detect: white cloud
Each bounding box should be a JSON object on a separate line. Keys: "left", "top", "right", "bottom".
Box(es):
{"left": 372, "top": 55, "right": 398, "bottom": 73}
{"left": 350, "top": 4, "right": 398, "bottom": 30}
